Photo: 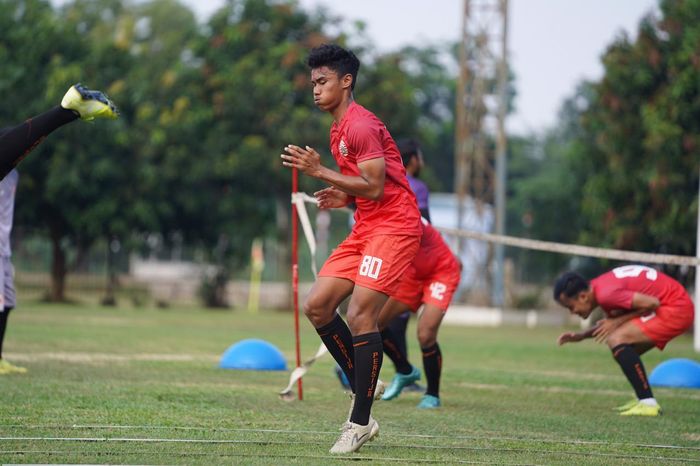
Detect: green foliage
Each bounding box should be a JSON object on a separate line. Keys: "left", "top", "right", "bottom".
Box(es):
{"left": 508, "top": 1, "right": 700, "bottom": 283}
{"left": 3, "top": 0, "right": 458, "bottom": 303}
{"left": 577, "top": 0, "right": 700, "bottom": 256}
{"left": 371, "top": 45, "right": 458, "bottom": 192}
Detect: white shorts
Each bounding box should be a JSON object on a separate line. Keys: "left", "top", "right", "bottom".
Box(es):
{"left": 0, "top": 256, "right": 16, "bottom": 311}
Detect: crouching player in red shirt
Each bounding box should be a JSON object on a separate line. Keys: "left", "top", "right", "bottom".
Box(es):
{"left": 554, "top": 265, "right": 695, "bottom": 416}
{"left": 281, "top": 44, "right": 422, "bottom": 453}
{"left": 377, "top": 219, "right": 461, "bottom": 408}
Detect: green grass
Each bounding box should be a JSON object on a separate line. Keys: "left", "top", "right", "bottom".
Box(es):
{"left": 1, "top": 300, "right": 699, "bottom": 464}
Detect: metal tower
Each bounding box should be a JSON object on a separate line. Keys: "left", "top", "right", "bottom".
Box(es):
{"left": 454, "top": 0, "right": 509, "bottom": 305}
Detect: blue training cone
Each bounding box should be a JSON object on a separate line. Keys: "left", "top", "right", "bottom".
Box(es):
{"left": 649, "top": 358, "right": 700, "bottom": 389}
{"left": 219, "top": 338, "right": 287, "bottom": 371}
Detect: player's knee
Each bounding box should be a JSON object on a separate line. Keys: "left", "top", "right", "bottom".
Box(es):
{"left": 346, "top": 309, "right": 376, "bottom": 334}
{"left": 417, "top": 328, "right": 437, "bottom": 348}
{"left": 302, "top": 295, "right": 329, "bottom": 325}
{"left": 376, "top": 315, "right": 389, "bottom": 332}
{"left": 607, "top": 331, "right": 631, "bottom": 349}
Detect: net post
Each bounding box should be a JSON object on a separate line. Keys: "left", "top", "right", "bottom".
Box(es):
{"left": 291, "top": 168, "right": 303, "bottom": 399}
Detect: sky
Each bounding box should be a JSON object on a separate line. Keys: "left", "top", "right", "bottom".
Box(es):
{"left": 54, "top": 0, "right": 659, "bottom": 134}
{"left": 178, "top": 0, "right": 659, "bottom": 134}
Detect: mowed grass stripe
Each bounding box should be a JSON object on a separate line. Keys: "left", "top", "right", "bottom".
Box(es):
{"left": 2, "top": 424, "right": 700, "bottom": 451}
{"left": 1, "top": 302, "right": 698, "bottom": 464}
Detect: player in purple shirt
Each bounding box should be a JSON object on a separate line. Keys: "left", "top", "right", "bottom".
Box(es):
{"left": 380, "top": 139, "right": 433, "bottom": 393}
{"left": 398, "top": 138, "right": 430, "bottom": 222}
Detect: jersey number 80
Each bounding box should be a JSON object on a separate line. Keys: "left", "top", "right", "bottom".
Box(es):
{"left": 359, "top": 255, "right": 383, "bottom": 279}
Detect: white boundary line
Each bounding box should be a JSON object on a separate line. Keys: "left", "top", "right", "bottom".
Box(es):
{"left": 0, "top": 449, "right": 503, "bottom": 465}
{"left": 0, "top": 437, "right": 698, "bottom": 463}
{"left": 1, "top": 426, "right": 698, "bottom": 451}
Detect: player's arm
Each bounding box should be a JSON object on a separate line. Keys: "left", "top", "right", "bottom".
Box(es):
{"left": 281, "top": 144, "right": 385, "bottom": 200}
{"left": 630, "top": 292, "right": 660, "bottom": 313}
{"left": 592, "top": 292, "right": 660, "bottom": 342}
{"left": 319, "top": 157, "right": 384, "bottom": 200}
{"left": 557, "top": 325, "right": 598, "bottom": 345}
{"left": 314, "top": 187, "right": 354, "bottom": 209}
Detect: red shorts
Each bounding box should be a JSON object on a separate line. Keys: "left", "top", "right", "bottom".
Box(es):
{"left": 633, "top": 298, "right": 694, "bottom": 350}
{"left": 391, "top": 257, "right": 461, "bottom": 312}
{"left": 318, "top": 233, "right": 420, "bottom": 295}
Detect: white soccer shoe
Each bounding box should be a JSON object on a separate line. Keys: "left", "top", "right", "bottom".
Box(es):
{"left": 329, "top": 417, "right": 379, "bottom": 454}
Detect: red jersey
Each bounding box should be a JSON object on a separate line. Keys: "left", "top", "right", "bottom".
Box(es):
{"left": 391, "top": 219, "right": 460, "bottom": 311}
{"left": 591, "top": 265, "right": 691, "bottom": 317}
{"left": 412, "top": 219, "right": 459, "bottom": 279}
{"left": 329, "top": 102, "right": 421, "bottom": 237}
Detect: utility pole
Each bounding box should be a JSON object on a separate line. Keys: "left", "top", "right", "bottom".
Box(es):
{"left": 695, "top": 164, "right": 700, "bottom": 352}
{"left": 454, "top": 0, "right": 509, "bottom": 306}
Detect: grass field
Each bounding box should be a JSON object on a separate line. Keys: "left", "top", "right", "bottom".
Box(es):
{"left": 1, "top": 300, "right": 699, "bottom": 464}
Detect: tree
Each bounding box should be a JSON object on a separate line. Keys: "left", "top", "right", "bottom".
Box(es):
{"left": 576, "top": 0, "right": 700, "bottom": 260}
{"left": 507, "top": 0, "right": 700, "bottom": 285}
{"left": 4, "top": 0, "right": 136, "bottom": 301}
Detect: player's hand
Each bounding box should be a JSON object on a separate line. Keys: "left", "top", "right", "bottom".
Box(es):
{"left": 281, "top": 144, "right": 323, "bottom": 178}
{"left": 557, "top": 332, "right": 583, "bottom": 345}
{"left": 592, "top": 318, "right": 621, "bottom": 343}
{"left": 314, "top": 187, "right": 348, "bottom": 209}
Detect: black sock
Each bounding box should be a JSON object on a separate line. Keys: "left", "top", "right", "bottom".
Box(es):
{"left": 612, "top": 343, "right": 653, "bottom": 399}
{"left": 0, "top": 308, "right": 11, "bottom": 359}
{"left": 380, "top": 327, "right": 412, "bottom": 374}
{"left": 316, "top": 313, "right": 355, "bottom": 392}
{"left": 350, "top": 332, "right": 383, "bottom": 425}
{"left": 422, "top": 343, "right": 442, "bottom": 397}
{"left": 0, "top": 106, "right": 78, "bottom": 179}
{"left": 386, "top": 312, "right": 409, "bottom": 358}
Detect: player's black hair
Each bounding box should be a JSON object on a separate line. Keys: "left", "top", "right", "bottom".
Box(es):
{"left": 553, "top": 271, "right": 589, "bottom": 301}
{"left": 396, "top": 138, "right": 421, "bottom": 167}
{"left": 307, "top": 44, "right": 360, "bottom": 90}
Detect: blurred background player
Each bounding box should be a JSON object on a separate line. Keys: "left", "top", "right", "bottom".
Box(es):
{"left": 382, "top": 138, "right": 432, "bottom": 393}
{"left": 281, "top": 44, "right": 422, "bottom": 453}
{"left": 398, "top": 138, "right": 430, "bottom": 222}
{"left": 553, "top": 265, "right": 695, "bottom": 416}
{"left": 0, "top": 169, "right": 22, "bottom": 374}
{"left": 0, "top": 83, "right": 118, "bottom": 180}
{"left": 378, "top": 219, "right": 461, "bottom": 408}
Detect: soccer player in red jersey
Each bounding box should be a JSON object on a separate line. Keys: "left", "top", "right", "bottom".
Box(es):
{"left": 281, "top": 44, "right": 422, "bottom": 453}
{"left": 377, "top": 219, "right": 461, "bottom": 409}
{"left": 553, "top": 265, "right": 695, "bottom": 416}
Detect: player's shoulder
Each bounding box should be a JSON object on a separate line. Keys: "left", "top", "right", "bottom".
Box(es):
{"left": 421, "top": 220, "right": 444, "bottom": 244}
{"left": 594, "top": 270, "right": 618, "bottom": 283}
{"left": 591, "top": 273, "right": 622, "bottom": 295}
{"left": 345, "top": 111, "right": 384, "bottom": 142}
{"left": 346, "top": 102, "right": 383, "bottom": 126}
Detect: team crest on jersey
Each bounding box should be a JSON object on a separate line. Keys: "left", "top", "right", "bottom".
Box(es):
{"left": 339, "top": 139, "right": 348, "bottom": 157}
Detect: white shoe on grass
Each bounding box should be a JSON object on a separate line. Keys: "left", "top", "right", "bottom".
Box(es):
{"left": 330, "top": 417, "right": 379, "bottom": 454}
